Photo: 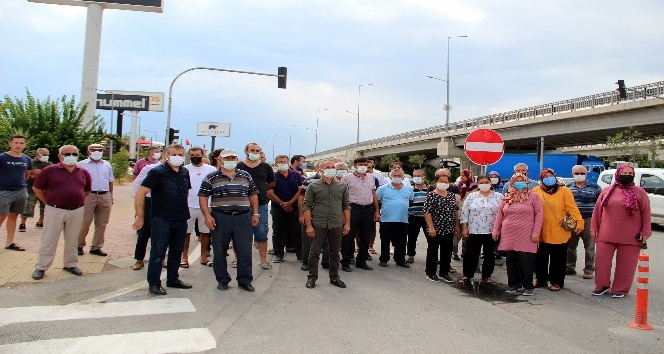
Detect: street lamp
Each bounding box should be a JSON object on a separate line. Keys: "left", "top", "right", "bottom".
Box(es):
{"left": 444, "top": 35, "right": 468, "bottom": 131}
{"left": 357, "top": 84, "right": 373, "bottom": 144}
{"left": 315, "top": 108, "right": 328, "bottom": 153}
{"left": 289, "top": 124, "right": 298, "bottom": 157}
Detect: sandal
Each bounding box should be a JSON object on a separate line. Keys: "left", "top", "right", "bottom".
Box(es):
{"left": 449, "top": 267, "right": 457, "bottom": 273}
{"left": 259, "top": 262, "right": 272, "bottom": 269}
{"left": 230, "top": 260, "right": 237, "bottom": 268}
{"left": 482, "top": 277, "right": 494, "bottom": 284}
{"left": 4, "top": 243, "right": 25, "bottom": 251}
{"left": 549, "top": 284, "right": 561, "bottom": 291}
{"left": 179, "top": 260, "right": 189, "bottom": 268}
{"left": 458, "top": 276, "right": 470, "bottom": 285}
{"left": 533, "top": 281, "right": 547, "bottom": 288}
{"left": 369, "top": 249, "right": 377, "bottom": 255}
{"left": 200, "top": 261, "right": 213, "bottom": 267}
{"left": 268, "top": 249, "right": 275, "bottom": 255}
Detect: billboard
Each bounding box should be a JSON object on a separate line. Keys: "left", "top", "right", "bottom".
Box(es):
{"left": 27, "top": 0, "right": 163, "bottom": 13}
{"left": 197, "top": 123, "right": 231, "bottom": 137}
{"left": 96, "top": 91, "right": 164, "bottom": 112}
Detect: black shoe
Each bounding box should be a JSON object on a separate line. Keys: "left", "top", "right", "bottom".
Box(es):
{"left": 322, "top": 263, "right": 329, "bottom": 269}
{"left": 296, "top": 254, "right": 302, "bottom": 261}
{"left": 239, "top": 283, "right": 255, "bottom": 292}
{"left": 396, "top": 262, "right": 410, "bottom": 268}
{"left": 18, "top": 224, "right": 26, "bottom": 232}
{"left": 63, "top": 266, "right": 83, "bottom": 276}
{"left": 31, "top": 269, "right": 44, "bottom": 280}
{"left": 149, "top": 284, "right": 167, "bottom": 295}
{"left": 301, "top": 263, "right": 309, "bottom": 271}
{"left": 166, "top": 279, "right": 193, "bottom": 289}
{"left": 452, "top": 253, "right": 460, "bottom": 261}
{"left": 89, "top": 248, "right": 108, "bottom": 257}
{"left": 306, "top": 279, "right": 316, "bottom": 289}
{"left": 217, "top": 283, "right": 229, "bottom": 291}
{"left": 440, "top": 274, "right": 454, "bottom": 283}
{"left": 342, "top": 265, "right": 352, "bottom": 272}
{"left": 77, "top": 247, "right": 84, "bottom": 256}
{"left": 36, "top": 222, "right": 43, "bottom": 229}
{"left": 330, "top": 279, "right": 347, "bottom": 288}
{"left": 356, "top": 263, "right": 373, "bottom": 270}
{"left": 379, "top": 262, "right": 388, "bottom": 267}
{"left": 274, "top": 255, "right": 284, "bottom": 263}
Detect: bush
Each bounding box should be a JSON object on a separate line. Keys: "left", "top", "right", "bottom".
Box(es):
{"left": 111, "top": 148, "right": 130, "bottom": 179}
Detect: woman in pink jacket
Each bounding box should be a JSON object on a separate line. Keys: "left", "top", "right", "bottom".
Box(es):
{"left": 591, "top": 164, "right": 651, "bottom": 298}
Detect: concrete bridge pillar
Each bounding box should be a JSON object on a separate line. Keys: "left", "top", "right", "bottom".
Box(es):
{"left": 437, "top": 137, "right": 464, "bottom": 159}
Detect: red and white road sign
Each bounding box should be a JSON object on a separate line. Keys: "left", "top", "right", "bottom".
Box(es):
{"left": 464, "top": 128, "right": 504, "bottom": 166}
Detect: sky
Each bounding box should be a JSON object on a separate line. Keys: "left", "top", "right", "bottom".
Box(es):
{"left": 2, "top": 0, "right": 664, "bottom": 160}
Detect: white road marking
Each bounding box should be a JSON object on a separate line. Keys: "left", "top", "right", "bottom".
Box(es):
{"left": 0, "top": 328, "right": 216, "bottom": 354}
{"left": 465, "top": 142, "right": 504, "bottom": 152}
{"left": 0, "top": 298, "right": 195, "bottom": 326}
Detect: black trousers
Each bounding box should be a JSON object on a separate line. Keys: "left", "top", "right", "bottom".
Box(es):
{"left": 536, "top": 242, "right": 569, "bottom": 287}
{"left": 308, "top": 226, "right": 342, "bottom": 281}
{"left": 379, "top": 222, "right": 407, "bottom": 264}
{"left": 134, "top": 197, "right": 151, "bottom": 261}
{"left": 462, "top": 233, "right": 496, "bottom": 279}
{"left": 271, "top": 205, "right": 301, "bottom": 257}
{"left": 407, "top": 215, "right": 426, "bottom": 257}
{"left": 301, "top": 224, "right": 328, "bottom": 266}
{"left": 506, "top": 251, "right": 536, "bottom": 290}
{"left": 342, "top": 205, "right": 375, "bottom": 267}
{"left": 425, "top": 233, "right": 453, "bottom": 276}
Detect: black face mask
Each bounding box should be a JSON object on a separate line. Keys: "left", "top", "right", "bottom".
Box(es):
{"left": 190, "top": 157, "right": 203, "bottom": 165}
{"left": 619, "top": 175, "right": 634, "bottom": 184}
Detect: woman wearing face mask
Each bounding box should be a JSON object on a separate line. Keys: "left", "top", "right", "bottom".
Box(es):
{"left": 590, "top": 165, "right": 651, "bottom": 298}
{"left": 453, "top": 169, "right": 477, "bottom": 261}
{"left": 492, "top": 173, "right": 543, "bottom": 295}
{"left": 423, "top": 172, "right": 460, "bottom": 283}
{"left": 459, "top": 175, "right": 503, "bottom": 285}
{"left": 488, "top": 171, "right": 504, "bottom": 193}
{"left": 532, "top": 169, "right": 584, "bottom": 292}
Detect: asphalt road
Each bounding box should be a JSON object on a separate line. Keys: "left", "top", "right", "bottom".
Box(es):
{"left": 0, "top": 225, "right": 662, "bottom": 353}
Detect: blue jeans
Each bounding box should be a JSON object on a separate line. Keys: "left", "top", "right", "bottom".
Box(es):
{"left": 147, "top": 216, "right": 187, "bottom": 285}
{"left": 252, "top": 204, "right": 269, "bottom": 242}
{"left": 211, "top": 210, "right": 253, "bottom": 286}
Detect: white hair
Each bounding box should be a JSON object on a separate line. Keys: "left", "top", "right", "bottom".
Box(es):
{"left": 513, "top": 162, "right": 528, "bottom": 172}
{"left": 389, "top": 168, "right": 404, "bottom": 177}
{"left": 572, "top": 164, "right": 587, "bottom": 172}
{"left": 59, "top": 145, "right": 79, "bottom": 155}
{"left": 335, "top": 162, "right": 348, "bottom": 169}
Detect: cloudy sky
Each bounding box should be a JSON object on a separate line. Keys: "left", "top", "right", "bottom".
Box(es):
{"left": 1, "top": 0, "right": 663, "bottom": 159}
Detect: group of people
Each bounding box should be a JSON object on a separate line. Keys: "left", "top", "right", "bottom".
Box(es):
{"left": 1, "top": 134, "right": 652, "bottom": 299}
{"left": 0, "top": 135, "right": 115, "bottom": 280}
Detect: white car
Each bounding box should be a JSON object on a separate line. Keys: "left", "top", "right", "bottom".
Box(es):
{"left": 597, "top": 168, "right": 664, "bottom": 225}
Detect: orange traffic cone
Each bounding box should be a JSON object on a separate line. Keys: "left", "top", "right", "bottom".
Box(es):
{"left": 628, "top": 254, "right": 653, "bottom": 330}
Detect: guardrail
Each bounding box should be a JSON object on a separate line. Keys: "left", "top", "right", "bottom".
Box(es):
{"left": 310, "top": 80, "right": 664, "bottom": 158}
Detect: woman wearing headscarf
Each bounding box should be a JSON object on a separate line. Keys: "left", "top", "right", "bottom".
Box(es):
{"left": 492, "top": 173, "right": 543, "bottom": 295}
{"left": 489, "top": 170, "right": 505, "bottom": 193}
{"left": 590, "top": 164, "right": 651, "bottom": 298}
{"left": 452, "top": 169, "right": 477, "bottom": 260}
{"left": 532, "top": 168, "right": 584, "bottom": 292}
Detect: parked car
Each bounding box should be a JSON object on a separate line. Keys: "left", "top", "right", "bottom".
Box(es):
{"left": 597, "top": 168, "right": 664, "bottom": 225}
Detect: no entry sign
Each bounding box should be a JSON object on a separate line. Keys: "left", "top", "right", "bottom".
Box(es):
{"left": 464, "top": 128, "right": 504, "bottom": 166}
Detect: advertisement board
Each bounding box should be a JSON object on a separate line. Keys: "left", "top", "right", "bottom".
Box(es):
{"left": 197, "top": 123, "right": 231, "bottom": 137}
{"left": 27, "top": 0, "right": 163, "bottom": 13}
{"left": 96, "top": 91, "right": 164, "bottom": 112}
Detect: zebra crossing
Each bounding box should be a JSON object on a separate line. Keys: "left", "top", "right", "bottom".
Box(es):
{"left": 0, "top": 298, "right": 216, "bottom": 354}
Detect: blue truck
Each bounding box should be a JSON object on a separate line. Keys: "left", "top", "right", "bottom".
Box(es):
{"left": 487, "top": 153, "right": 605, "bottom": 183}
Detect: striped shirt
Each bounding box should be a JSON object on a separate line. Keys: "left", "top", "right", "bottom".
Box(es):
{"left": 408, "top": 186, "right": 428, "bottom": 217}
{"left": 198, "top": 169, "right": 258, "bottom": 211}
{"left": 566, "top": 181, "right": 602, "bottom": 218}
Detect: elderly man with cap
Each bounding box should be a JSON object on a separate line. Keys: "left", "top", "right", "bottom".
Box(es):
{"left": 133, "top": 146, "right": 162, "bottom": 177}
{"left": 76, "top": 143, "right": 113, "bottom": 256}
{"left": 199, "top": 149, "right": 260, "bottom": 292}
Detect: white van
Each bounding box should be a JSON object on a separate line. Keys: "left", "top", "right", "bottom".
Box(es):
{"left": 597, "top": 168, "right": 664, "bottom": 225}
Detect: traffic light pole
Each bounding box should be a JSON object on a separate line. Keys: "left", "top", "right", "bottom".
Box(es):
{"left": 165, "top": 66, "right": 287, "bottom": 146}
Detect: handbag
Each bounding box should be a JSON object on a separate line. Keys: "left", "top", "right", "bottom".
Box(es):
{"left": 542, "top": 197, "right": 577, "bottom": 231}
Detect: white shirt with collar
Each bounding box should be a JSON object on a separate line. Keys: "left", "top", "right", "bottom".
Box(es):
{"left": 77, "top": 158, "right": 114, "bottom": 192}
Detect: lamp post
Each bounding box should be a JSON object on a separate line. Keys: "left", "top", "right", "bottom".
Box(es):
{"left": 288, "top": 124, "right": 298, "bottom": 157}
{"left": 315, "top": 108, "right": 328, "bottom": 153}
{"left": 356, "top": 84, "right": 373, "bottom": 144}
{"left": 444, "top": 35, "right": 467, "bottom": 131}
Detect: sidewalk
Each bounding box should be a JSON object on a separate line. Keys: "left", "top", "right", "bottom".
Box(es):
{"left": 0, "top": 182, "right": 138, "bottom": 286}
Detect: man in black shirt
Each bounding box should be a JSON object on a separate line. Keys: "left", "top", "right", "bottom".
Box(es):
{"left": 133, "top": 144, "right": 192, "bottom": 296}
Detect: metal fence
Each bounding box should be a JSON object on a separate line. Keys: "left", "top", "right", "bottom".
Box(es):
{"left": 311, "top": 80, "right": 664, "bottom": 158}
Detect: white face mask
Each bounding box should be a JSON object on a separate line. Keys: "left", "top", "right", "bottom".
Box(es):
{"left": 277, "top": 164, "right": 289, "bottom": 171}
{"left": 153, "top": 152, "right": 161, "bottom": 160}
{"left": 223, "top": 161, "right": 238, "bottom": 170}
{"left": 356, "top": 166, "right": 368, "bottom": 174}
{"left": 412, "top": 177, "right": 423, "bottom": 185}
{"left": 39, "top": 155, "right": 49, "bottom": 163}
{"left": 323, "top": 168, "right": 337, "bottom": 178}
{"left": 573, "top": 174, "right": 586, "bottom": 182}
{"left": 391, "top": 177, "right": 403, "bottom": 185}
{"left": 336, "top": 170, "right": 348, "bottom": 177}
{"left": 63, "top": 155, "right": 78, "bottom": 165}
{"left": 436, "top": 183, "right": 449, "bottom": 191}
{"left": 90, "top": 151, "right": 103, "bottom": 160}
{"left": 248, "top": 153, "right": 260, "bottom": 161}
{"left": 169, "top": 155, "right": 185, "bottom": 167}
{"left": 490, "top": 177, "right": 499, "bottom": 185}
{"left": 478, "top": 184, "right": 491, "bottom": 192}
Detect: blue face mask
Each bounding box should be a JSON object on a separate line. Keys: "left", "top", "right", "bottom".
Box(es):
{"left": 542, "top": 176, "right": 557, "bottom": 187}
{"left": 513, "top": 182, "right": 527, "bottom": 190}
{"left": 300, "top": 163, "right": 308, "bottom": 169}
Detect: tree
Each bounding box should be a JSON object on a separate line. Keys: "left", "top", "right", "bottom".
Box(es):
{"left": 0, "top": 89, "right": 106, "bottom": 161}
{"left": 379, "top": 153, "right": 399, "bottom": 168}
{"left": 111, "top": 147, "right": 130, "bottom": 179}
{"left": 645, "top": 135, "right": 664, "bottom": 168}
{"left": 408, "top": 154, "right": 426, "bottom": 168}
{"left": 606, "top": 127, "right": 643, "bottom": 164}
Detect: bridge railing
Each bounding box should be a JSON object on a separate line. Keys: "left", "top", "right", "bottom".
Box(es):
{"left": 311, "top": 81, "right": 664, "bottom": 158}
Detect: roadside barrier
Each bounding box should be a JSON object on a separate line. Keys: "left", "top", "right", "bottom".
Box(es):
{"left": 628, "top": 254, "right": 653, "bottom": 330}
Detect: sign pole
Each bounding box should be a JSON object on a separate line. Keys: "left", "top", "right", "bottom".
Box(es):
{"left": 80, "top": 3, "right": 104, "bottom": 127}
{"left": 130, "top": 111, "right": 138, "bottom": 159}
{"left": 211, "top": 136, "right": 216, "bottom": 152}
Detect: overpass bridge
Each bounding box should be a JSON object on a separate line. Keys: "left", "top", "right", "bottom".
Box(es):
{"left": 308, "top": 81, "right": 664, "bottom": 164}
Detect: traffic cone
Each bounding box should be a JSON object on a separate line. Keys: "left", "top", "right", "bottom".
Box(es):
{"left": 628, "top": 254, "right": 653, "bottom": 330}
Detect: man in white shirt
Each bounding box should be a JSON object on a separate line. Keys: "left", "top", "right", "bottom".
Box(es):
{"left": 77, "top": 143, "right": 113, "bottom": 257}
{"left": 182, "top": 147, "right": 217, "bottom": 267}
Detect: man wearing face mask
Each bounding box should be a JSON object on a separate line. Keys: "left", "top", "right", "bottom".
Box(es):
{"left": 377, "top": 168, "right": 414, "bottom": 268}
{"left": 133, "top": 144, "right": 192, "bottom": 295}
{"left": 19, "top": 148, "right": 52, "bottom": 232}
{"left": 31, "top": 145, "right": 91, "bottom": 280}
{"left": 565, "top": 165, "right": 601, "bottom": 279}
{"left": 76, "top": 144, "right": 113, "bottom": 257}
{"left": 237, "top": 142, "right": 276, "bottom": 269}
{"left": 291, "top": 154, "right": 307, "bottom": 176}
{"left": 335, "top": 161, "right": 349, "bottom": 181}
{"left": 133, "top": 146, "right": 162, "bottom": 177}
{"left": 406, "top": 169, "right": 428, "bottom": 264}
{"left": 267, "top": 155, "right": 303, "bottom": 263}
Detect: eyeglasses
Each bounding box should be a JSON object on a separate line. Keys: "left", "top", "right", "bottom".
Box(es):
{"left": 573, "top": 172, "right": 586, "bottom": 175}
{"left": 62, "top": 153, "right": 78, "bottom": 156}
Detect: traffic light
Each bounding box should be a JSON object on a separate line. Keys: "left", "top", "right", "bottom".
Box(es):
{"left": 617, "top": 79, "right": 627, "bottom": 99}
{"left": 277, "top": 67, "right": 287, "bottom": 89}
{"left": 168, "top": 128, "right": 179, "bottom": 144}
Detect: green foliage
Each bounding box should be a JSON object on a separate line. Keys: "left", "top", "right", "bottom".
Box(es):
{"left": 111, "top": 147, "right": 130, "bottom": 179}
{"left": 0, "top": 89, "right": 106, "bottom": 161}
{"left": 379, "top": 153, "right": 399, "bottom": 168}
{"left": 407, "top": 154, "right": 426, "bottom": 168}
{"left": 605, "top": 127, "right": 663, "bottom": 167}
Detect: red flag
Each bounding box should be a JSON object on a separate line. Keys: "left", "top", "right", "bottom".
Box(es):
{"left": 185, "top": 139, "right": 191, "bottom": 145}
